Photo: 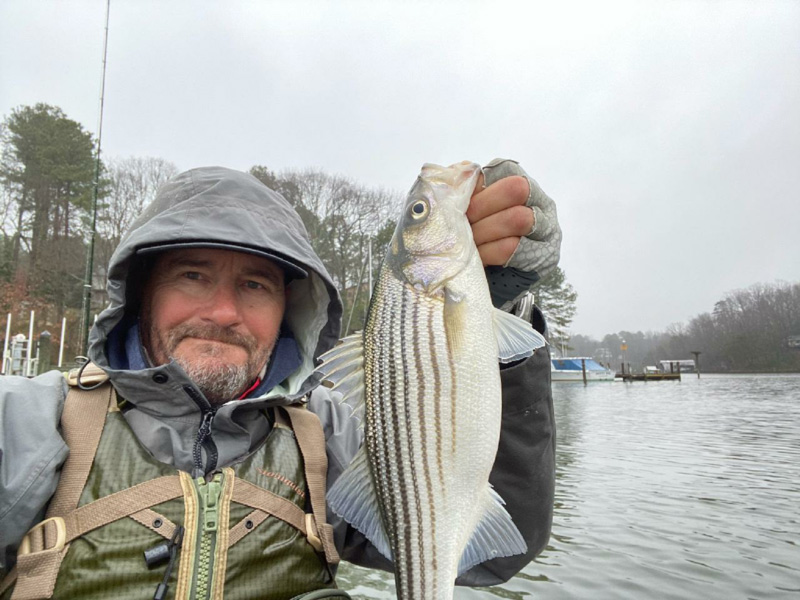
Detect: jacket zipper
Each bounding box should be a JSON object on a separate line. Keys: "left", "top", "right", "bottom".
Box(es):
{"left": 193, "top": 472, "right": 223, "bottom": 599}
{"left": 185, "top": 385, "right": 219, "bottom": 474}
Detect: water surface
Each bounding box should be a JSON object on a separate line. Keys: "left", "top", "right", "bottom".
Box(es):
{"left": 336, "top": 374, "right": 800, "bottom": 599}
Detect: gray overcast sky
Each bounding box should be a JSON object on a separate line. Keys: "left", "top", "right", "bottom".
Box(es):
{"left": 1, "top": 0, "right": 798, "bottom": 338}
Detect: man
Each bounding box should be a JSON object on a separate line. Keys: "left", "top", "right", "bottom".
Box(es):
{"left": 0, "top": 160, "right": 560, "bottom": 599}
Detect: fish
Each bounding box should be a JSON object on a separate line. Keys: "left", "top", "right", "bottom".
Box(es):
{"left": 317, "top": 161, "right": 546, "bottom": 599}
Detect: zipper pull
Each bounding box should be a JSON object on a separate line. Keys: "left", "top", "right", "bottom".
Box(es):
{"left": 198, "top": 410, "right": 214, "bottom": 441}
{"left": 193, "top": 409, "right": 216, "bottom": 475}
{"left": 198, "top": 474, "right": 223, "bottom": 533}
{"left": 152, "top": 525, "right": 184, "bottom": 600}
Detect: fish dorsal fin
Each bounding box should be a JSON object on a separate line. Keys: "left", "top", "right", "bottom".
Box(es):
{"left": 457, "top": 486, "right": 527, "bottom": 576}
{"left": 492, "top": 307, "right": 547, "bottom": 363}
{"left": 315, "top": 334, "right": 366, "bottom": 423}
{"left": 327, "top": 446, "right": 393, "bottom": 562}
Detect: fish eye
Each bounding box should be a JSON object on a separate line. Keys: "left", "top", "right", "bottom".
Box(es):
{"left": 410, "top": 200, "right": 429, "bottom": 219}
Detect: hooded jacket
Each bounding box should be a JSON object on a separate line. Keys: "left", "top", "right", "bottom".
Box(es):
{"left": 88, "top": 166, "right": 344, "bottom": 477}
{"left": 0, "top": 166, "right": 555, "bottom": 587}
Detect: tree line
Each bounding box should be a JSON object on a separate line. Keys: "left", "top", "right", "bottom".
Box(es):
{"left": 0, "top": 104, "right": 181, "bottom": 362}
{"left": 569, "top": 281, "right": 800, "bottom": 373}
{"left": 2, "top": 102, "right": 579, "bottom": 367}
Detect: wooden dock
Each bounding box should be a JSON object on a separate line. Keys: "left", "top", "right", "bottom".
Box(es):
{"left": 616, "top": 372, "right": 681, "bottom": 382}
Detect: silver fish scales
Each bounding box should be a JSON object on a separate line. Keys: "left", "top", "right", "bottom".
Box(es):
{"left": 318, "top": 161, "right": 545, "bottom": 599}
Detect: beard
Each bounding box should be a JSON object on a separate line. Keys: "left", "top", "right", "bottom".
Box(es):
{"left": 148, "top": 321, "right": 275, "bottom": 406}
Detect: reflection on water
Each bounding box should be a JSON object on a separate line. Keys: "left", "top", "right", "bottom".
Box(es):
{"left": 336, "top": 374, "right": 800, "bottom": 599}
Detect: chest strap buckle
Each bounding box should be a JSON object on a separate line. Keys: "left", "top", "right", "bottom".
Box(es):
{"left": 18, "top": 517, "right": 67, "bottom": 556}
{"left": 304, "top": 513, "right": 324, "bottom": 553}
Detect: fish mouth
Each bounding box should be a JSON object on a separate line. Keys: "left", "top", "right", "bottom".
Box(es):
{"left": 414, "top": 162, "right": 481, "bottom": 213}
{"left": 419, "top": 161, "right": 481, "bottom": 188}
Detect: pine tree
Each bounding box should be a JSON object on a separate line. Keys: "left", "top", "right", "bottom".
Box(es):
{"left": 0, "top": 103, "right": 97, "bottom": 317}
{"left": 533, "top": 266, "right": 578, "bottom": 349}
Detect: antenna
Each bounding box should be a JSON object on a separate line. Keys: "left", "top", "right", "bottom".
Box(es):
{"left": 79, "top": 0, "right": 111, "bottom": 357}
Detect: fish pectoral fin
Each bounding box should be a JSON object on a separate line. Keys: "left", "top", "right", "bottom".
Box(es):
{"left": 492, "top": 307, "right": 547, "bottom": 363}
{"left": 457, "top": 487, "right": 528, "bottom": 576}
{"left": 327, "top": 446, "right": 393, "bottom": 563}
{"left": 315, "top": 334, "right": 367, "bottom": 422}
{"left": 444, "top": 287, "right": 468, "bottom": 357}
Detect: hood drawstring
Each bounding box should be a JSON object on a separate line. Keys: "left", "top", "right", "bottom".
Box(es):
{"left": 237, "top": 377, "right": 262, "bottom": 400}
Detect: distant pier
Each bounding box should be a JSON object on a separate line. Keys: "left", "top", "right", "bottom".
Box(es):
{"left": 616, "top": 360, "right": 687, "bottom": 382}
{"left": 617, "top": 372, "right": 681, "bottom": 382}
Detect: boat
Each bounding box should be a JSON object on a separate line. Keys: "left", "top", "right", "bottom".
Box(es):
{"left": 551, "top": 357, "right": 616, "bottom": 382}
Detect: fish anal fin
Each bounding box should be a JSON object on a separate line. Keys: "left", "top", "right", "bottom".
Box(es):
{"left": 457, "top": 487, "right": 527, "bottom": 576}
{"left": 327, "top": 447, "right": 393, "bottom": 563}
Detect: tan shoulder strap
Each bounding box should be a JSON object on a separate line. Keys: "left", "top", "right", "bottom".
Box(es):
{"left": 283, "top": 403, "right": 340, "bottom": 565}
{"left": 4, "top": 371, "right": 115, "bottom": 599}
{"left": 46, "top": 376, "right": 116, "bottom": 519}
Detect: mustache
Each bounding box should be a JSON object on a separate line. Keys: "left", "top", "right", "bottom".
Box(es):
{"left": 167, "top": 323, "right": 258, "bottom": 353}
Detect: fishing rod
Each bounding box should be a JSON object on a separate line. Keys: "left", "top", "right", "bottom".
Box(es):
{"left": 79, "top": 0, "right": 111, "bottom": 358}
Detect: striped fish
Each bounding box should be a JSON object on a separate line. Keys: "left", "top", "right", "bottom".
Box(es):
{"left": 318, "top": 161, "right": 545, "bottom": 599}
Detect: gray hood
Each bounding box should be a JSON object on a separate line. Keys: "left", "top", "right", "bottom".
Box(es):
{"left": 87, "top": 166, "right": 343, "bottom": 473}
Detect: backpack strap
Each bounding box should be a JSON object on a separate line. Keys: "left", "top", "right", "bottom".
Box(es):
{"left": 283, "top": 404, "right": 340, "bottom": 566}
{"left": 46, "top": 372, "right": 114, "bottom": 520}
{"left": 230, "top": 479, "right": 313, "bottom": 537}
{"left": 226, "top": 405, "right": 340, "bottom": 564}
{"left": 10, "top": 366, "right": 116, "bottom": 600}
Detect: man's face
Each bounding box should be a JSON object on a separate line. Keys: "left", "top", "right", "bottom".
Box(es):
{"left": 141, "top": 248, "right": 287, "bottom": 405}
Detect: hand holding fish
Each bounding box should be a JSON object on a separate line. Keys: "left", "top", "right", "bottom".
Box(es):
{"left": 476, "top": 158, "right": 563, "bottom": 309}
{"left": 468, "top": 172, "right": 535, "bottom": 267}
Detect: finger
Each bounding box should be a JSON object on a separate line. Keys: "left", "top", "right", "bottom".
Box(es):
{"left": 472, "top": 172, "right": 486, "bottom": 196}
{"left": 477, "top": 237, "right": 520, "bottom": 267}
{"left": 472, "top": 205, "right": 535, "bottom": 247}
{"left": 467, "top": 175, "right": 529, "bottom": 224}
